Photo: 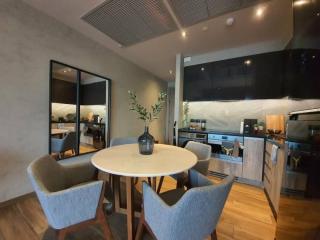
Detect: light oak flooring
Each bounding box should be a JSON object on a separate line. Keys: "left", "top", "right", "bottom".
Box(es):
{"left": 0, "top": 176, "right": 276, "bottom": 240}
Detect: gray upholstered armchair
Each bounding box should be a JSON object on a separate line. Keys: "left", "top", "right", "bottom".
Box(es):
{"left": 27, "top": 155, "right": 111, "bottom": 240}
{"left": 51, "top": 131, "right": 77, "bottom": 159}
{"left": 157, "top": 141, "right": 212, "bottom": 192}
{"left": 136, "top": 170, "right": 234, "bottom": 240}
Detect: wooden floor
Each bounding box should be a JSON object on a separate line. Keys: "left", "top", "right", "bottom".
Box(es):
{"left": 0, "top": 176, "right": 276, "bottom": 240}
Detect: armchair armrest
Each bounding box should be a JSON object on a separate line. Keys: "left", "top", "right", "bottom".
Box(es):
{"left": 51, "top": 138, "right": 63, "bottom": 152}
{"left": 192, "top": 159, "right": 210, "bottom": 176}
{"left": 188, "top": 169, "right": 213, "bottom": 188}
{"left": 40, "top": 180, "right": 103, "bottom": 229}
{"left": 63, "top": 162, "right": 97, "bottom": 186}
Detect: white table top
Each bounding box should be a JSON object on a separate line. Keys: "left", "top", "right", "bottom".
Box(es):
{"left": 91, "top": 144, "right": 197, "bottom": 177}
{"left": 51, "top": 129, "right": 69, "bottom": 135}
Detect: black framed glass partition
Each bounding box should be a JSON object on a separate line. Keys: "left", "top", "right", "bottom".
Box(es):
{"left": 49, "top": 60, "right": 111, "bottom": 160}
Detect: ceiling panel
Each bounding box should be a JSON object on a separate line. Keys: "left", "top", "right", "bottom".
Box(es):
{"left": 81, "top": 0, "right": 177, "bottom": 46}
{"left": 168, "top": 0, "right": 209, "bottom": 27}
{"left": 169, "top": 0, "right": 269, "bottom": 27}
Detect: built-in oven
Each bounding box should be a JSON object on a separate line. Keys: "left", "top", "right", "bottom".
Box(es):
{"left": 178, "top": 131, "right": 207, "bottom": 147}
{"left": 207, "top": 134, "right": 244, "bottom": 163}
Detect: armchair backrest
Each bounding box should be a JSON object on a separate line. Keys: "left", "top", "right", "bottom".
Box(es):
{"left": 185, "top": 141, "right": 211, "bottom": 160}
{"left": 110, "top": 137, "right": 138, "bottom": 147}
{"left": 62, "top": 131, "right": 77, "bottom": 151}
{"left": 144, "top": 170, "right": 234, "bottom": 240}
{"left": 27, "top": 155, "right": 66, "bottom": 193}
{"left": 173, "top": 173, "right": 234, "bottom": 240}
{"left": 185, "top": 141, "right": 212, "bottom": 175}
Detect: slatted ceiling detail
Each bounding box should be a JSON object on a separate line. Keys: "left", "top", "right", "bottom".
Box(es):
{"left": 168, "top": 0, "right": 209, "bottom": 27}
{"left": 81, "top": 0, "right": 177, "bottom": 46}
{"left": 168, "top": 0, "right": 269, "bottom": 27}
{"left": 207, "top": 0, "right": 242, "bottom": 17}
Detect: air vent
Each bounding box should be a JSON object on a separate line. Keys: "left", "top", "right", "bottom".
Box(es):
{"left": 81, "top": 0, "right": 177, "bottom": 46}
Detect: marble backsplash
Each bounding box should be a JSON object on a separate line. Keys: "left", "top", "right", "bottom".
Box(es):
{"left": 52, "top": 103, "right": 107, "bottom": 122}
{"left": 187, "top": 99, "right": 320, "bottom": 132}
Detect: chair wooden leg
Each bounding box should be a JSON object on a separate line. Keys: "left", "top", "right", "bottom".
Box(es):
{"left": 211, "top": 229, "right": 218, "bottom": 240}
{"left": 56, "top": 229, "right": 67, "bottom": 240}
{"left": 147, "top": 177, "right": 152, "bottom": 186}
{"left": 134, "top": 177, "right": 139, "bottom": 185}
{"left": 157, "top": 176, "right": 164, "bottom": 193}
{"left": 135, "top": 210, "right": 145, "bottom": 240}
{"left": 98, "top": 208, "right": 112, "bottom": 239}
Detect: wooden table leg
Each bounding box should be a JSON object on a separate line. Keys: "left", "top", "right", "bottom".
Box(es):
{"left": 152, "top": 177, "right": 157, "bottom": 191}
{"left": 126, "top": 177, "right": 134, "bottom": 240}
{"left": 112, "top": 175, "right": 121, "bottom": 212}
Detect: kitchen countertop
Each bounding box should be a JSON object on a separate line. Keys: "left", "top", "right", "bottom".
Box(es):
{"left": 178, "top": 128, "right": 266, "bottom": 138}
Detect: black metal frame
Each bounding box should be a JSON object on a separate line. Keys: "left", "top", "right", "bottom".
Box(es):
{"left": 49, "top": 60, "right": 112, "bottom": 159}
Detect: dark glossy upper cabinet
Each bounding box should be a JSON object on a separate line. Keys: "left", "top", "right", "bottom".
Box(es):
{"left": 183, "top": 62, "right": 213, "bottom": 101}
{"left": 284, "top": 49, "right": 320, "bottom": 99}
{"left": 248, "top": 51, "right": 285, "bottom": 99}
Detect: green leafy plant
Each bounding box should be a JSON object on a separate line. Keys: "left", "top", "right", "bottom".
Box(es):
{"left": 128, "top": 90, "right": 167, "bottom": 126}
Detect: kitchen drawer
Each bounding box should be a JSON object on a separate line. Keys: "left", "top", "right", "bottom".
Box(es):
{"left": 264, "top": 153, "right": 272, "bottom": 169}
{"left": 264, "top": 163, "right": 272, "bottom": 181}
{"left": 265, "top": 142, "right": 273, "bottom": 155}
{"left": 264, "top": 174, "right": 272, "bottom": 195}
{"left": 209, "top": 158, "right": 242, "bottom": 177}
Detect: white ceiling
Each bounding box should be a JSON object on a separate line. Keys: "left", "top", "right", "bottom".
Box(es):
{"left": 23, "top": 0, "right": 293, "bottom": 81}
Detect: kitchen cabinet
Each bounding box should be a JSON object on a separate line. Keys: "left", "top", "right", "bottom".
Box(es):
{"left": 263, "top": 141, "right": 285, "bottom": 214}
{"left": 242, "top": 137, "right": 264, "bottom": 181}
{"left": 51, "top": 78, "right": 77, "bottom": 104}
{"left": 183, "top": 49, "right": 320, "bottom": 101}
{"left": 80, "top": 82, "right": 106, "bottom": 105}
{"left": 209, "top": 158, "right": 243, "bottom": 178}
{"left": 248, "top": 51, "right": 285, "bottom": 99}
{"left": 283, "top": 49, "right": 320, "bottom": 99}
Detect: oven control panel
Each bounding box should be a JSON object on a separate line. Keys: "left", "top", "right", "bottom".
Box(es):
{"left": 208, "top": 134, "right": 244, "bottom": 144}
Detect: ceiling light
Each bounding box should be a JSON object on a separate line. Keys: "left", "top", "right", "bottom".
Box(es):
{"left": 202, "top": 26, "right": 208, "bottom": 31}
{"left": 226, "top": 17, "right": 235, "bottom": 26}
{"left": 201, "top": 67, "right": 205, "bottom": 71}
{"left": 317, "top": 13, "right": 320, "bottom": 17}
{"left": 293, "top": 0, "right": 310, "bottom": 7}
{"left": 63, "top": 70, "right": 67, "bottom": 73}
{"left": 244, "top": 60, "right": 252, "bottom": 66}
{"left": 181, "top": 31, "right": 187, "bottom": 38}
{"left": 255, "top": 7, "right": 266, "bottom": 18}
{"left": 169, "top": 70, "right": 173, "bottom": 75}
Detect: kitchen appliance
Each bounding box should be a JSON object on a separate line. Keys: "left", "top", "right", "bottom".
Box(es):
{"left": 207, "top": 134, "right": 244, "bottom": 163}
{"left": 178, "top": 131, "right": 207, "bottom": 147}
{"left": 276, "top": 109, "right": 320, "bottom": 239}
{"left": 243, "top": 119, "right": 257, "bottom": 135}
{"left": 200, "top": 119, "right": 206, "bottom": 130}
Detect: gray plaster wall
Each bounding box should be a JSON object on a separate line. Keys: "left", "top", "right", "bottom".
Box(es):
{"left": 0, "top": 0, "right": 166, "bottom": 202}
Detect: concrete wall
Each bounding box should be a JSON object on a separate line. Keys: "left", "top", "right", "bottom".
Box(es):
{"left": 0, "top": 0, "right": 166, "bottom": 202}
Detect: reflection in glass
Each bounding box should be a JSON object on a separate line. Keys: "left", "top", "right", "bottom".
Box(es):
{"left": 50, "top": 63, "right": 78, "bottom": 159}
{"left": 79, "top": 72, "right": 107, "bottom": 153}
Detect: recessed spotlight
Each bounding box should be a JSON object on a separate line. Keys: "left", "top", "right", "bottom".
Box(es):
{"left": 63, "top": 70, "right": 67, "bottom": 73}
{"left": 201, "top": 67, "right": 205, "bottom": 71}
{"left": 293, "top": 0, "right": 310, "bottom": 7}
{"left": 255, "top": 7, "right": 266, "bottom": 18}
{"left": 317, "top": 12, "right": 320, "bottom": 17}
{"left": 312, "top": 55, "right": 316, "bottom": 59}
{"left": 202, "top": 26, "right": 208, "bottom": 31}
{"left": 169, "top": 70, "right": 173, "bottom": 75}
{"left": 244, "top": 60, "right": 252, "bottom": 66}
{"left": 181, "top": 31, "right": 187, "bottom": 38}
{"left": 226, "top": 17, "right": 235, "bottom": 26}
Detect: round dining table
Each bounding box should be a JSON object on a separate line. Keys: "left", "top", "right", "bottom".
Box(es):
{"left": 91, "top": 143, "right": 197, "bottom": 240}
